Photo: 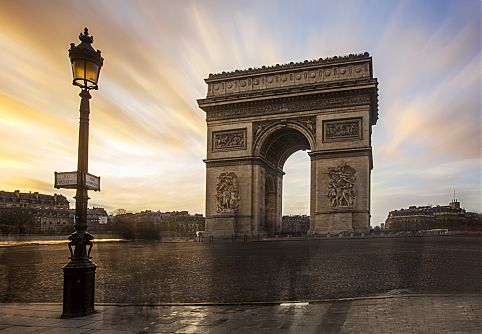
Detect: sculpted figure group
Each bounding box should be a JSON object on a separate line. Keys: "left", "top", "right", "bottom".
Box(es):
{"left": 327, "top": 163, "right": 356, "bottom": 207}
{"left": 214, "top": 132, "right": 245, "bottom": 150}
{"left": 216, "top": 172, "right": 240, "bottom": 213}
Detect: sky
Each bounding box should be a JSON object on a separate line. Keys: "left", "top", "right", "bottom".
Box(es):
{"left": 0, "top": 0, "right": 480, "bottom": 225}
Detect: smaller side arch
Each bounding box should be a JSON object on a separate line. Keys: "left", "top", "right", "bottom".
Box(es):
{"left": 264, "top": 173, "right": 278, "bottom": 235}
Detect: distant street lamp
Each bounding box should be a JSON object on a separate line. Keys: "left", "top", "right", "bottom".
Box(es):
{"left": 60, "top": 27, "right": 103, "bottom": 318}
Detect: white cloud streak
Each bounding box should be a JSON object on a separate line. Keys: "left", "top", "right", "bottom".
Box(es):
{"left": 0, "top": 0, "right": 479, "bottom": 221}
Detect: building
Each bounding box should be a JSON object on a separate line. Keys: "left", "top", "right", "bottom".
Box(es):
{"left": 0, "top": 190, "right": 109, "bottom": 235}
{"left": 37, "top": 208, "right": 72, "bottom": 234}
{"left": 169, "top": 211, "right": 205, "bottom": 237}
{"left": 0, "top": 190, "right": 71, "bottom": 235}
{"left": 88, "top": 207, "right": 109, "bottom": 225}
{"left": 281, "top": 215, "right": 310, "bottom": 235}
{"left": 84, "top": 207, "right": 109, "bottom": 233}
{"left": 0, "top": 190, "right": 69, "bottom": 209}
{"left": 385, "top": 198, "right": 480, "bottom": 232}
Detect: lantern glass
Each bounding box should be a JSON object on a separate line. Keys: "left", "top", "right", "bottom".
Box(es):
{"left": 72, "top": 59, "right": 100, "bottom": 89}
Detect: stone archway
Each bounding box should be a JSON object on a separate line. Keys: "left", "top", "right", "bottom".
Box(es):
{"left": 198, "top": 53, "right": 379, "bottom": 237}
{"left": 256, "top": 123, "right": 314, "bottom": 236}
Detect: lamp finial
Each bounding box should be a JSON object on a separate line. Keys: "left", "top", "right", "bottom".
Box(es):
{"left": 79, "top": 27, "right": 93, "bottom": 44}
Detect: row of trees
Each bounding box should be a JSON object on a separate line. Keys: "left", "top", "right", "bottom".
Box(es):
{"left": 0, "top": 209, "right": 36, "bottom": 236}
{"left": 110, "top": 209, "right": 204, "bottom": 240}
{"left": 111, "top": 218, "right": 163, "bottom": 240}
{"left": 111, "top": 209, "right": 166, "bottom": 240}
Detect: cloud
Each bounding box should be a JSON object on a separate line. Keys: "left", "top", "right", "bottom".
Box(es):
{"left": 0, "top": 0, "right": 479, "bottom": 220}
{"left": 374, "top": 2, "right": 480, "bottom": 162}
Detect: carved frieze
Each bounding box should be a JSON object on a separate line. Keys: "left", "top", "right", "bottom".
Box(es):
{"left": 327, "top": 163, "right": 356, "bottom": 208}
{"left": 253, "top": 116, "right": 316, "bottom": 143}
{"left": 205, "top": 90, "right": 370, "bottom": 121}
{"left": 206, "top": 57, "right": 371, "bottom": 97}
{"left": 216, "top": 172, "right": 240, "bottom": 213}
{"left": 253, "top": 120, "right": 277, "bottom": 139}
{"left": 323, "top": 118, "right": 362, "bottom": 142}
{"left": 212, "top": 129, "right": 247, "bottom": 151}
{"left": 298, "top": 118, "right": 316, "bottom": 135}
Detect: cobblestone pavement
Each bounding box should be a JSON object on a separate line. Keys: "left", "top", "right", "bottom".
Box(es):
{"left": 0, "top": 295, "right": 480, "bottom": 333}
{"left": 2, "top": 237, "right": 481, "bottom": 304}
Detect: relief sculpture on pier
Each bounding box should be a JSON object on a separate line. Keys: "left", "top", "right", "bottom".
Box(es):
{"left": 216, "top": 172, "right": 240, "bottom": 213}
{"left": 327, "top": 163, "right": 357, "bottom": 207}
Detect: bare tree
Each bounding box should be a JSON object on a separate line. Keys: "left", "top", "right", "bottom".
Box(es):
{"left": 113, "top": 208, "right": 127, "bottom": 216}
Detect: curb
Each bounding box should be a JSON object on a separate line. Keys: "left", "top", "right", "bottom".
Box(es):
{"left": 84, "top": 293, "right": 481, "bottom": 308}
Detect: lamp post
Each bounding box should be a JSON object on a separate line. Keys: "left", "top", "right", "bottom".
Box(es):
{"left": 61, "top": 27, "right": 103, "bottom": 318}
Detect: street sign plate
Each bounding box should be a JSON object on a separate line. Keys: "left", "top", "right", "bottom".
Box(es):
{"left": 86, "top": 173, "right": 100, "bottom": 191}
{"left": 54, "top": 171, "right": 77, "bottom": 189}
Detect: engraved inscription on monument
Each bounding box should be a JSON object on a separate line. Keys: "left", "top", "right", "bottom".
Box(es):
{"left": 327, "top": 163, "right": 357, "bottom": 207}
{"left": 212, "top": 129, "right": 246, "bottom": 151}
{"left": 323, "top": 118, "right": 362, "bottom": 142}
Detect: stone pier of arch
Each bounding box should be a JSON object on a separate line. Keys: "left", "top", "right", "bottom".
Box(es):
{"left": 197, "top": 53, "right": 379, "bottom": 237}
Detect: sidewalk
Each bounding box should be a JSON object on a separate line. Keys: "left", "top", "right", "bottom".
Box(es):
{"left": 1, "top": 295, "right": 480, "bottom": 333}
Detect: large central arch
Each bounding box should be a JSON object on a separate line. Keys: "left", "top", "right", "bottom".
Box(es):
{"left": 198, "top": 53, "right": 379, "bottom": 237}
{"left": 256, "top": 123, "right": 313, "bottom": 235}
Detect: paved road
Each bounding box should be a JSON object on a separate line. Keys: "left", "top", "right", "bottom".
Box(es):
{"left": 0, "top": 295, "right": 481, "bottom": 333}
{"left": 0, "top": 236, "right": 481, "bottom": 303}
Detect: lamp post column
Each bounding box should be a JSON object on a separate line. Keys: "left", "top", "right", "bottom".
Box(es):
{"left": 62, "top": 90, "right": 96, "bottom": 318}
{"left": 75, "top": 89, "right": 91, "bottom": 241}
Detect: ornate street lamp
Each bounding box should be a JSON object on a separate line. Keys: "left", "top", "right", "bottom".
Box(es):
{"left": 61, "top": 27, "right": 103, "bottom": 318}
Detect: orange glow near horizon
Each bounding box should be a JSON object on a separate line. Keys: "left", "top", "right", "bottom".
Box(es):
{"left": 0, "top": 1, "right": 480, "bottom": 224}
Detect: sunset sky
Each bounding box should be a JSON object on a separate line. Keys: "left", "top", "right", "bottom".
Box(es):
{"left": 0, "top": 0, "right": 480, "bottom": 225}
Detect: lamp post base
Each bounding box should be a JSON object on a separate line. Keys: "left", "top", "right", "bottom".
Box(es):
{"left": 61, "top": 259, "right": 97, "bottom": 318}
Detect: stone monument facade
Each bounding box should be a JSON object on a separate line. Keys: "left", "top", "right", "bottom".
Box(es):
{"left": 198, "top": 53, "right": 379, "bottom": 236}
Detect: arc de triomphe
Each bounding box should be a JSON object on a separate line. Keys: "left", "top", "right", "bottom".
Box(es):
{"left": 197, "top": 53, "right": 379, "bottom": 237}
